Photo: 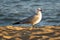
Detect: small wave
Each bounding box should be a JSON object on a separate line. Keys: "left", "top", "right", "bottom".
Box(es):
{"left": 1, "top": 17, "right": 18, "bottom": 21}
{"left": 31, "top": 4, "right": 41, "bottom": 7}
{"left": 15, "top": 5, "right": 23, "bottom": 8}
{"left": 46, "top": 19, "right": 60, "bottom": 23}
{"left": 57, "top": 14, "right": 60, "bottom": 16}
{"left": 0, "top": 14, "right": 5, "bottom": 16}
{"left": 20, "top": 0, "right": 30, "bottom": 1}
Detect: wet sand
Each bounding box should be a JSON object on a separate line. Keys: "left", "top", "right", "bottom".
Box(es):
{"left": 0, "top": 26, "right": 60, "bottom": 40}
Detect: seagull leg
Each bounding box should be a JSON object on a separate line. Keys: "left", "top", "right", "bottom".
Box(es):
{"left": 33, "top": 25, "right": 35, "bottom": 28}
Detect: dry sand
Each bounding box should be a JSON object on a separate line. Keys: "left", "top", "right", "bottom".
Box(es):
{"left": 0, "top": 26, "right": 60, "bottom": 40}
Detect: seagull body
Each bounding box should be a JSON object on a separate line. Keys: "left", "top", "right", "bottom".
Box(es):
{"left": 13, "top": 8, "right": 42, "bottom": 27}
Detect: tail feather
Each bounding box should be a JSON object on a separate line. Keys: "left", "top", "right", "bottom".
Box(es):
{"left": 13, "top": 22, "right": 20, "bottom": 25}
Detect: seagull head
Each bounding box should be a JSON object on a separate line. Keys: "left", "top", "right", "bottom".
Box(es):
{"left": 36, "top": 8, "right": 42, "bottom": 15}
{"left": 37, "top": 8, "right": 42, "bottom": 12}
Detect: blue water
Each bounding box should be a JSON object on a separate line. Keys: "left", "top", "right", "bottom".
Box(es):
{"left": 0, "top": 0, "right": 60, "bottom": 26}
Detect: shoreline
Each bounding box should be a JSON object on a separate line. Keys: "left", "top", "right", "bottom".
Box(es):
{"left": 0, "top": 26, "right": 60, "bottom": 40}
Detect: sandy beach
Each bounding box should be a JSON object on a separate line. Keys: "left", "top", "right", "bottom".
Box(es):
{"left": 0, "top": 26, "right": 60, "bottom": 40}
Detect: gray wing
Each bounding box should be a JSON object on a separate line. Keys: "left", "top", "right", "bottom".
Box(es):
{"left": 20, "top": 14, "right": 35, "bottom": 23}
{"left": 12, "top": 14, "right": 35, "bottom": 25}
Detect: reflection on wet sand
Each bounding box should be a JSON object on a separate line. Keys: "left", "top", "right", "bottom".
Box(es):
{"left": 0, "top": 26, "right": 60, "bottom": 40}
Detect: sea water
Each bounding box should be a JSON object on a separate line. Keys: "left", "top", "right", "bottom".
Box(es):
{"left": 0, "top": 0, "right": 60, "bottom": 26}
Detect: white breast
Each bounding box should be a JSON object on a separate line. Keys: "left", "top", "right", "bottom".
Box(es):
{"left": 33, "top": 12, "right": 42, "bottom": 25}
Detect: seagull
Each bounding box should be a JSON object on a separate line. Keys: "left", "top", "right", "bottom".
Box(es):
{"left": 13, "top": 8, "right": 42, "bottom": 27}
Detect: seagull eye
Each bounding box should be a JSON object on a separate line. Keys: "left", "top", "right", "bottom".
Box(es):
{"left": 40, "top": 10, "right": 42, "bottom": 11}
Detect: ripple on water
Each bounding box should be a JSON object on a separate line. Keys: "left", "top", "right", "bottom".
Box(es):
{"left": 20, "top": 0, "right": 30, "bottom": 1}
{"left": 46, "top": 19, "right": 60, "bottom": 23}
{"left": 0, "top": 14, "right": 5, "bottom": 17}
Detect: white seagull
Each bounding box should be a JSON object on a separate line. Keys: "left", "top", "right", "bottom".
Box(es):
{"left": 13, "top": 8, "right": 42, "bottom": 27}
